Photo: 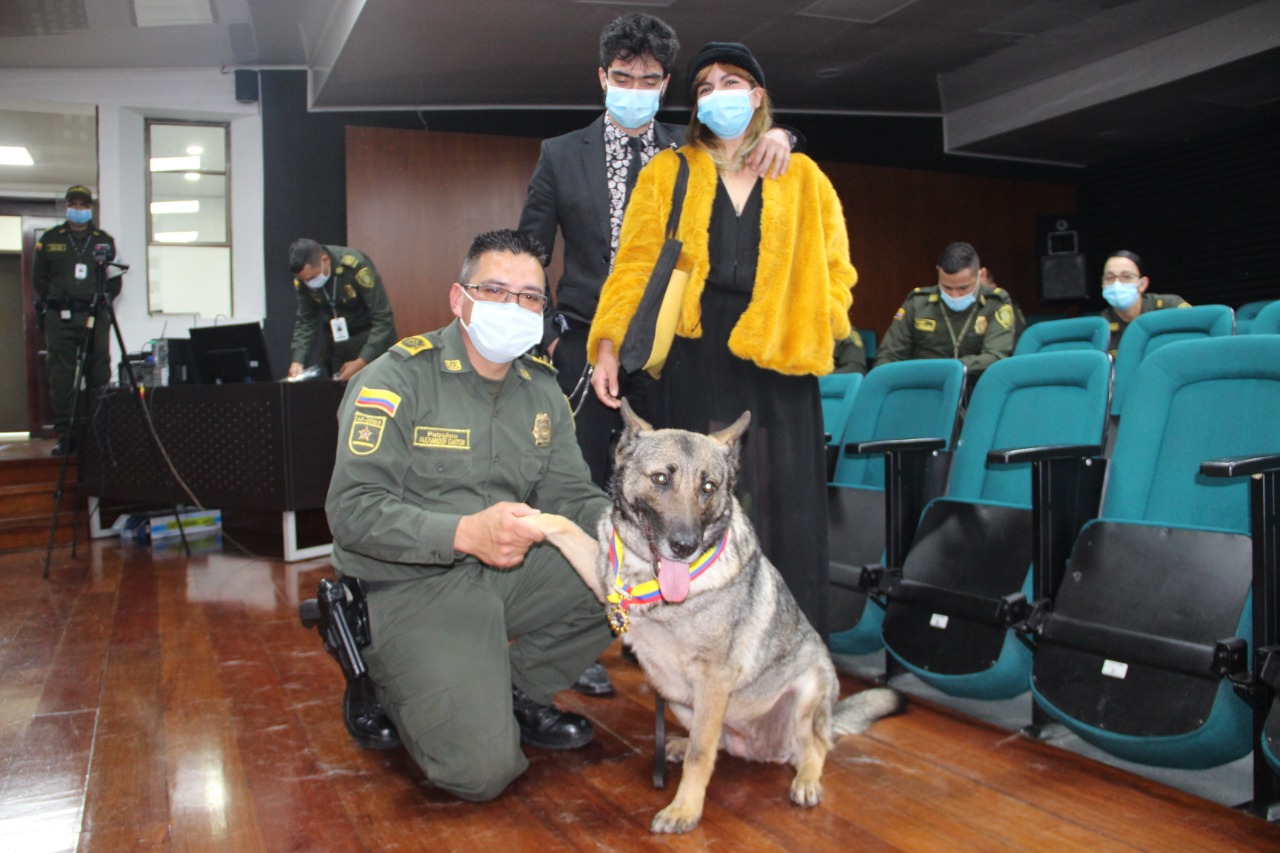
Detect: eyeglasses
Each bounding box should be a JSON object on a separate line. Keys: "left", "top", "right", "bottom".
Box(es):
{"left": 1102, "top": 272, "right": 1142, "bottom": 284}
{"left": 463, "top": 282, "right": 548, "bottom": 312}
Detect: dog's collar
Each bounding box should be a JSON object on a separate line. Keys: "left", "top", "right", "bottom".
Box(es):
{"left": 604, "top": 527, "right": 728, "bottom": 633}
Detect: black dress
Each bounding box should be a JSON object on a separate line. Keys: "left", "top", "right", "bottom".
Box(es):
{"left": 655, "top": 178, "right": 830, "bottom": 639}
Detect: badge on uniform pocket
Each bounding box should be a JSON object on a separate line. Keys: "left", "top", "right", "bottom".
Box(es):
{"left": 330, "top": 316, "right": 350, "bottom": 342}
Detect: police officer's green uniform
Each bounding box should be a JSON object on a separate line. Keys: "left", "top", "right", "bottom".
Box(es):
{"left": 874, "top": 285, "right": 1017, "bottom": 375}
{"left": 833, "top": 331, "right": 867, "bottom": 375}
{"left": 325, "top": 320, "right": 612, "bottom": 801}
{"left": 290, "top": 245, "right": 396, "bottom": 374}
{"left": 1102, "top": 293, "right": 1191, "bottom": 355}
{"left": 33, "top": 221, "right": 119, "bottom": 440}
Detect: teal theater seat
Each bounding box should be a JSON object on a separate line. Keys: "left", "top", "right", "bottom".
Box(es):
{"left": 827, "top": 359, "right": 964, "bottom": 657}
{"left": 1248, "top": 300, "right": 1280, "bottom": 335}
{"left": 1235, "top": 299, "right": 1276, "bottom": 334}
{"left": 1031, "top": 336, "right": 1280, "bottom": 791}
{"left": 877, "top": 350, "right": 1112, "bottom": 700}
{"left": 819, "top": 373, "right": 862, "bottom": 481}
{"left": 1013, "top": 316, "right": 1110, "bottom": 356}
{"left": 1111, "top": 304, "right": 1234, "bottom": 418}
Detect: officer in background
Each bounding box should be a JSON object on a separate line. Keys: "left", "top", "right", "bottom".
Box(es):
{"left": 33, "top": 185, "right": 122, "bottom": 455}
{"left": 873, "top": 241, "right": 1016, "bottom": 378}
{"left": 287, "top": 238, "right": 396, "bottom": 381}
{"left": 325, "top": 229, "right": 611, "bottom": 802}
{"left": 1099, "top": 249, "right": 1190, "bottom": 355}
{"left": 832, "top": 331, "right": 867, "bottom": 374}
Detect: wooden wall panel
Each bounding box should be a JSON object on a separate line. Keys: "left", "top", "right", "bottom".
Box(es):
{"left": 823, "top": 160, "right": 1077, "bottom": 338}
{"left": 345, "top": 126, "right": 562, "bottom": 339}
{"left": 346, "top": 125, "right": 1074, "bottom": 347}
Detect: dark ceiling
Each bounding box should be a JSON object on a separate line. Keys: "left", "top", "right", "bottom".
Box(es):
{"left": 1, "top": 0, "right": 1278, "bottom": 167}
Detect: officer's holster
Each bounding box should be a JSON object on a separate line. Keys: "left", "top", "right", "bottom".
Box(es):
{"left": 299, "top": 576, "right": 372, "bottom": 681}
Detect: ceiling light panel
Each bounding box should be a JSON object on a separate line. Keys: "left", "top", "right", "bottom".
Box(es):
{"left": 133, "top": 0, "right": 214, "bottom": 28}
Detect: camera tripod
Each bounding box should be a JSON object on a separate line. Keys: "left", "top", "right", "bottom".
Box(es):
{"left": 43, "top": 244, "right": 190, "bottom": 577}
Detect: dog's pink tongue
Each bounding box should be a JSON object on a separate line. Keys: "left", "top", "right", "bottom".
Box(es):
{"left": 658, "top": 557, "right": 691, "bottom": 603}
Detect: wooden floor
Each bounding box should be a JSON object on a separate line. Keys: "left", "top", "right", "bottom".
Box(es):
{"left": 4, "top": 535, "right": 1280, "bottom": 852}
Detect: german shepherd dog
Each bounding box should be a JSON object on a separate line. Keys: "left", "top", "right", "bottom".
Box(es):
{"left": 524, "top": 400, "right": 903, "bottom": 833}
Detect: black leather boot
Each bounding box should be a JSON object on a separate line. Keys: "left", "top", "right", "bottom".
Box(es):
{"left": 511, "top": 685, "right": 594, "bottom": 750}
{"left": 344, "top": 675, "right": 401, "bottom": 750}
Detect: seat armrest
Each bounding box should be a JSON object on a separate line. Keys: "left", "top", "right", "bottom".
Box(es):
{"left": 1199, "top": 454, "right": 1280, "bottom": 479}
{"left": 987, "top": 444, "right": 1104, "bottom": 465}
{"left": 849, "top": 436, "right": 946, "bottom": 457}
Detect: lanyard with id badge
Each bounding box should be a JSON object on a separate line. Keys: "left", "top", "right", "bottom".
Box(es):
{"left": 324, "top": 280, "right": 351, "bottom": 342}
{"left": 65, "top": 233, "right": 93, "bottom": 320}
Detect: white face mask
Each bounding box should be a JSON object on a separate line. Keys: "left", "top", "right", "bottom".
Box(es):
{"left": 1103, "top": 282, "right": 1140, "bottom": 311}
{"left": 304, "top": 273, "right": 328, "bottom": 290}
{"left": 461, "top": 290, "right": 544, "bottom": 364}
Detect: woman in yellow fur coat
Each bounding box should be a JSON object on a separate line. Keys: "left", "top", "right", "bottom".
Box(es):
{"left": 588, "top": 41, "right": 857, "bottom": 638}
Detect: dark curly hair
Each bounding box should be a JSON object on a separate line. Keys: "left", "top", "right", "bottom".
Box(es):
{"left": 599, "top": 13, "right": 679, "bottom": 76}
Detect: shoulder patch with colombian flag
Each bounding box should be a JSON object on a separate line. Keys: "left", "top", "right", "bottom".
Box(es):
{"left": 893, "top": 307, "right": 906, "bottom": 321}
{"left": 393, "top": 335, "right": 434, "bottom": 358}
{"left": 354, "top": 387, "right": 401, "bottom": 417}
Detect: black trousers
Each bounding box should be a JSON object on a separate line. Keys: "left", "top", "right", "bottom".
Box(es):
{"left": 551, "top": 326, "right": 651, "bottom": 492}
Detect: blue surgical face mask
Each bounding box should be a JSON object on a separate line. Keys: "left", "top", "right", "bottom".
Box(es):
{"left": 697, "top": 89, "right": 756, "bottom": 139}
{"left": 605, "top": 85, "right": 662, "bottom": 130}
{"left": 461, "top": 289, "right": 545, "bottom": 364}
{"left": 66, "top": 207, "right": 93, "bottom": 225}
{"left": 1103, "top": 282, "right": 1140, "bottom": 311}
{"left": 940, "top": 289, "right": 977, "bottom": 312}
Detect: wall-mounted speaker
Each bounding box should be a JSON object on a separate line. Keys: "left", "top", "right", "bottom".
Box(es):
{"left": 234, "top": 69, "right": 259, "bottom": 104}
{"left": 1036, "top": 213, "right": 1089, "bottom": 302}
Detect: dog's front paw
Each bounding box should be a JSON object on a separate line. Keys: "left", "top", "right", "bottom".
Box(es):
{"left": 651, "top": 802, "right": 702, "bottom": 834}
{"left": 790, "top": 774, "right": 824, "bottom": 807}
{"left": 663, "top": 736, "right": 688, "bottom": 763}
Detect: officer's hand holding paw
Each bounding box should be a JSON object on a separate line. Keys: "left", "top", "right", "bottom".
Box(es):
{"left": 455, "top": 502, "right": 544, "bottom": 569}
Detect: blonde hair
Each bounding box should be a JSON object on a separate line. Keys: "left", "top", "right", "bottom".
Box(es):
{"left": 686, "top": 63, "right": 774, "bottom": 173}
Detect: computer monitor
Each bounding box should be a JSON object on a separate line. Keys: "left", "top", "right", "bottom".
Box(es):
{"left": 188, "top": 322, "right": 274, "bottom": 384}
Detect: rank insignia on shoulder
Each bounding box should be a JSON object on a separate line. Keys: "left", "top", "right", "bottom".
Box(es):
{"left": 341, "top": 254, "right": 358, "bottom": 267}
{"left": 532, "top": 412, "right": 552, "bottom": 447}
{"left": 393, "top": 336, "right": 434, "bottom": 357}
{"left": 525, "top": 353, "right": 556, "bottom": 373}
{"left": 515, "top": 364, "right": 531, "bottom": 381}
{"left": 348, "top": 412, "right": 386, "bottom": 455}
{"left": 915, "top": 318, "right": 936, "bottom": 332}
{"left": 355, "top": 387, "right": 401, "bottom": 417}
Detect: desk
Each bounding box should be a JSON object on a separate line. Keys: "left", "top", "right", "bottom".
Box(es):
{"left": 79, "top": 381, "right": 345, "bottom": 560}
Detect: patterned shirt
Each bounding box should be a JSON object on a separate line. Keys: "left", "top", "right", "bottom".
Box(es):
{"left": 603, "top": 116, "right": 659, "bottom": 268}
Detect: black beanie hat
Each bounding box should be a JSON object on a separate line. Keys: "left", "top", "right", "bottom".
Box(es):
{"left": 685, "top": 42, "right": 765, "bottom": 94}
